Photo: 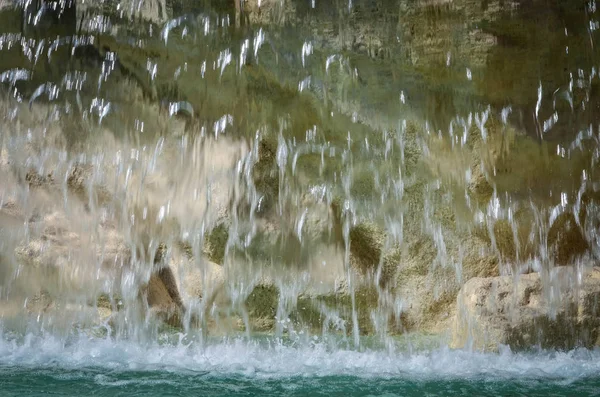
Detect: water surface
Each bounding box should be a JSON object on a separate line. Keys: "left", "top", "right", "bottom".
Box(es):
{"left": 1, "top": 334, "right": 600, "bottom": 396}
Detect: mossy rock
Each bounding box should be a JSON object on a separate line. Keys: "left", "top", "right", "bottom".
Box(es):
{"left": 547, "top": 212, "right": 588, "bottom": 265}
{"left": 178, "top": 240, "right": 195, "bottom": 259}
{"left": 492, "top": 219, "right": 517, "bottom": 261}
{"left": 579, "top": 190, "right": 600, "bottom": 227}
{"left": 491, "top": 136, "right": 590, "bottom": 201}
{"left": 329, "top": 200, "right": 388, "bottom": 277}
{"left": 292, "top": 285, "right": 387, "bottom": 335}
{"left": 468, "top": 166, "right": 494, "bottom": 204}
{"left": 245, "top": 284, "right": 279, "bottom": 320}
{"left": 350, "top": 167, "right": 378, "bottom": 200}
{"left": 461, "top": 236, "right": 500, "bottom": 280}
{"left": 423, "top": 288, "right": 456, "bottom": 322}
{"left": 206, "top": 223, "right": 229, "bottom": 264}
{"left": 228, "top": 228, "right": 311, "bottom": 270}
{"left": 349, "top": 222, "right": 385, "bottom": 273}
{"left": 253, "top": 139, "right": 279, "bottom": 215}
{"left": 396, "top": 238, "right": 436, "bottom": 283}
{"left": 244, "top": 283, "right": 402, "bottom": 336}
{"left": 290, "top": 295, "right": 324, "bottom": 329}
{"left": 379, "top": 249, "right": 402, "bottom": 288}
{"left": 491, "top": 209, "right": 539, "bottom": 263}
{"left": 482, "top": 208, "right": 589, "bottom": 267}
{"left": 95, "top": 294, "right": 123, "bottom": 310}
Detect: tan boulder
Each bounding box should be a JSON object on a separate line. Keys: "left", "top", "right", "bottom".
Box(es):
{"left": 171, "top": 255, "right": 225, "bottom": 306}
{"left": 451, "top": 266, "right": 600, "bottom": 351}
{"left": 159, "top": 245, "right": 227, "bottom": 318}
{"left": 240, "top": 0, "right": 296, "bottom": 26}
{"left": 145, "top": 268, "right": 184, "bottom": 327}
{"left": 12, "top": 207, "right": 130, "bottom": 299}
{"left": 77, "top": 0, "right": 171, "bottom": 25}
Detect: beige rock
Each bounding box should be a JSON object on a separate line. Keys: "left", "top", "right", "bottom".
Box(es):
{"left": 0, "top": 94, "right": 249, "bottom": 332}
{"left": 451, "top": 266, "right": 600, "bottom": 351}
{"left": 154, "top": 245, "right": 229, "bottom": 325}
{"left": 170, "top": 253, "right": 225, "bottom": 305}
{"left": 145, "top": 268, "right": 183, "bottom": 327}
{"left": 242, "top": 0, "right": 296, "bottom": 26}
{"left": 78, "top": 0, "right": 171, "bottom": 25}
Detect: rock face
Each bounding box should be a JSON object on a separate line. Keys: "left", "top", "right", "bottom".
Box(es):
{"left": 242, "top": 0, "right": 296, "bottom": 25}
{"left": 451, "top": 266, "right": 600, "bottom": 351}
{"left": 1, "top": 0, "right": 598, "bottom": 346}
{"left": 164, "top": 247, "right": 226, "bottom": 315}
{"left": 145, "top": 267, "right": 185, "bottom": 327}
{"left": 77, "top": 0, "right": 171, "bottom": 24}
{"left": 0, "top": 92, "right": 243, "bottom": 332}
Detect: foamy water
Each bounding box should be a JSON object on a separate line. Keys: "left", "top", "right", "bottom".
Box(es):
{"left": 0, "top": 331, "right": 598, "bottom": 382}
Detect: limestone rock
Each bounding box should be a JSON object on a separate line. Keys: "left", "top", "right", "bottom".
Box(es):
{"left": 349, "top": 222, "right": 385, "bottom": 274}
{"left": 164, "top": 246, "right": 227, "bottom": 317}
{"left": 451, "top": 266, "right": 600, "bottom": 351}
{"left": 242, "top": 0, "right": 296, "bottom": 26}
{"left": 145, "top": 268, "right": 184, "bottom": 327}
{"left": 547, "top": 212, "right": 589, "bottom": 266}
{"left": 78, "top": 0, "right": 171, "bottom": 25}
{"left": 174, "top": 257, "right": 225, "bottom": 305}
{"left": 13, "top": 210, "right": 130, "bottom": 300}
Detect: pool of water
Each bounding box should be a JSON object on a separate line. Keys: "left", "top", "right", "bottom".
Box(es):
{"left": 4, "top": 368, "right": 600, "bottom": 397}
{"left": 1, "top": 334, "right": 600, "bottom": 396}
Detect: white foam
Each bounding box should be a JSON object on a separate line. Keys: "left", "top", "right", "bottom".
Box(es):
{"left": 0, "top": 332, "right": 598, "bottom": 381}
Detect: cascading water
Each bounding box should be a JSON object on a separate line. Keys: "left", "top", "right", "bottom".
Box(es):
{"left": 0, "top": 0, "right": 600, "bottom": 395}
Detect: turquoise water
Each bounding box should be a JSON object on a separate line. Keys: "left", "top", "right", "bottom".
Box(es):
{"left": 1, "top": 334, "right": 600, "bottom": 396}
{"left": 4, "top": 368, "right": 600, "bottom": 397}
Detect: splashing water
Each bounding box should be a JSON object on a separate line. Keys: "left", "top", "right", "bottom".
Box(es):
{"left": 0, "top": 0, "right": 600, "bottom": 395}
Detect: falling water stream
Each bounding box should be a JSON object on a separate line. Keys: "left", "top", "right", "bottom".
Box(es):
{"left": 0, "top": 0, "right": 600, "bottom": 395}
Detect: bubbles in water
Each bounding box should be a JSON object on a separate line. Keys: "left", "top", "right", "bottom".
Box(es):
{"left": 0, "top": 0, "right": 598, "bottom": 361}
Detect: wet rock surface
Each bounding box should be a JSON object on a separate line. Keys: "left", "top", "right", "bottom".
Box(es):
{"left": 0, "top": 0, "right": 598, "bottom": 349}
{"left": 451, "top": 266, "right": 600, "bottom": 351}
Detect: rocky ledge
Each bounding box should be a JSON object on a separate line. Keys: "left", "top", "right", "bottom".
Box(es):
{"left": 451, "top": 266, "right": 600, "bottom": 351}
